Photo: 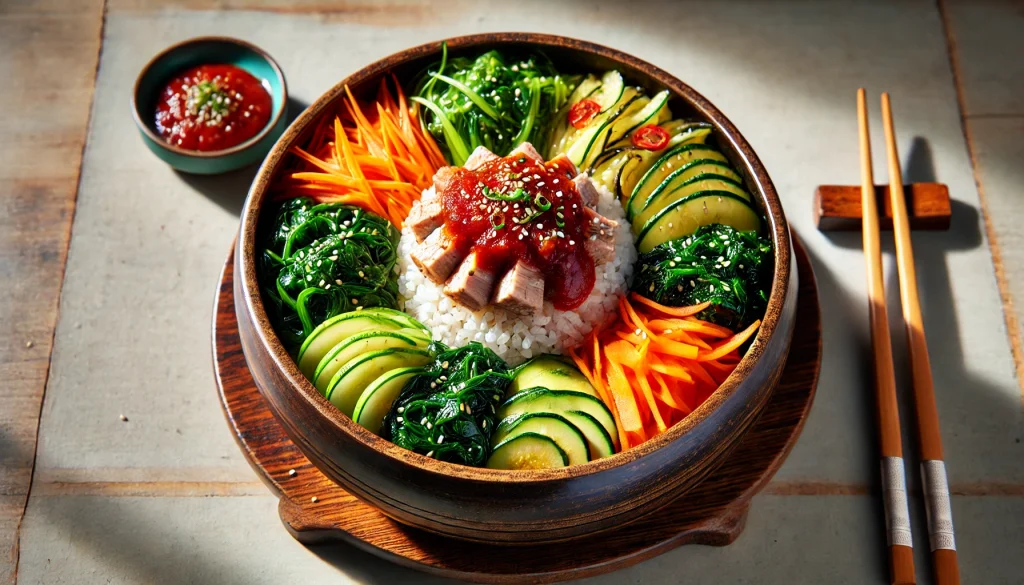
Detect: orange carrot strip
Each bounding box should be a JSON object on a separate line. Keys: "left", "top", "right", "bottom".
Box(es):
{"left": 606, "top": 357, "right": 643, "bottom": 439}
{"left": 647, "top": 318, "right": 731, "bottom": 339}
{"left": 698, "top": 319, "right": 761, "bottom": 362}
{"left": 648, "top": 336, "right": 699, "bottom": 360}
{"left": 630, "top": 293, "right": 712, "bottom": 317}
{"left": 632, "top": 350, "right": 666, "bottom": 434}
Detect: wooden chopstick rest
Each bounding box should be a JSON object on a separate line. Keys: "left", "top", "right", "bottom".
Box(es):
{"left": 814, "top": 183, "right": 951, "bottom": 231}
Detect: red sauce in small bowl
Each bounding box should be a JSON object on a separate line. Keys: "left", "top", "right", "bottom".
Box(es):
{"left": 154, "top": 64, "right": 272, "bottom": 152}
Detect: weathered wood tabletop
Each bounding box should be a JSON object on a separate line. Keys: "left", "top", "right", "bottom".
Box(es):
{"left": 2, "top": 1, "right": 1022, "bottom": 583}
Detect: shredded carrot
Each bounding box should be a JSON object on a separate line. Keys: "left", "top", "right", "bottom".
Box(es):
{"left": 274, "top": 77, "right": 446, "bottom": 227}
{"left": 569, "top": 294, "right": 761, "bottom": 451}
{"left": 630, "top": 293, "right": 711, "bottom": 317}
{"left": 699, "top": 319, "right": 761, "bottom": 362}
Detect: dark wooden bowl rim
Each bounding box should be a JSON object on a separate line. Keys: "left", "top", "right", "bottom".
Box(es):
{"left": 237, "top": 32, "right": 792, "bottom": 484}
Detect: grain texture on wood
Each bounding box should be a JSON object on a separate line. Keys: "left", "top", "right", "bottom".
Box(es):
{"left": 814, "top": 183, "right": 951, "bottom": 231}
{"left": 212, "top": 237, "right": 821, "bottom": 583}
{"left": 0, "top": 2, "right": 103, "bottom": 583}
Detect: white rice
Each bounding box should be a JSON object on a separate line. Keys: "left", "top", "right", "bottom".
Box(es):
{"left": 397, "top": 183, "right": 634, "bottom": 366}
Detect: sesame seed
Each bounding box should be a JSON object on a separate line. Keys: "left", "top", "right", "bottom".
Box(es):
{"left": 425, "top": 451, "right": 434, "bottom": 458}
{"left": 311, "top": 496, "right": 319, "bottom": 503}
{"left": 397, "top": 406, "right": 404, "bottom": 413}
{"left": 288, "top": 469, "right": 297, "bottom": 477}
{"left": 437, "top": 435, "right": 444, "bottom": 444}
{"left": 397, "top": 417, "right": 404, "bottom": 423}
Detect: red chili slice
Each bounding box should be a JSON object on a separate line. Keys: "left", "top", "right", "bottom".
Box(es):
{"left": 568, "top": 99, "right": 601, "bottom": 129}
{"left": 631, "top": 124, "right": 671, "bottom": 150}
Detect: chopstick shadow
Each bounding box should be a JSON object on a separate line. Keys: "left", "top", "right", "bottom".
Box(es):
{"left": 820, "top": 136, "right": 1009, "bottom": 581}
{"left": 176, "top": 96, "right": 310, "bottom": 217}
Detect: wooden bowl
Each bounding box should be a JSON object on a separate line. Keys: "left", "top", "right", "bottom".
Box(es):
{"left": 234, "top": 33, "right": 797, "bottom": 545}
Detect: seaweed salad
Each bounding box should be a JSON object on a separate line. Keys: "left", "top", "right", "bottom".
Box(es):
{"left": 260, "top": 197, "right": 401, "bottom": 350}
{"left": 412, "top": 45, "right": 578, "bottom": 164}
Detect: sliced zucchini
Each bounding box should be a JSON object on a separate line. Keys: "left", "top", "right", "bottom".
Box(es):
{"left": 498, "top": 388, "right": 618, "bottom": 450}
{"left": 567, "top": 74, "right": 602, "bottom": 105}
{"left": 492, "top": 413, "right": 589, "bottom": 465}
{"left": 625, "top": 144, "right": 728, "bottom": 219}
{"left": 312, "top": 329, "right": 429, "bottom": 392}
{"left": 486, "top": 433, "right": 568, "bottom": 470}
{"left": 591, "top": 70, "right": 625, "bottom": 112}
{"left": 565, "top": 90, "right": 641, "bottom": 168}
{"left": 645, "top": 160, "right": 743, "bottom": 203}
{"left": 296, "top": 310, "right": 426, "bottom": 380}
{"left": 563, "top": 410, "right": 615, "bottom": 459}
{"left": 607, "top": 89, "right": 671, "bottom": 144}
{"left": 632, "top": 175, "right": 749, "bottom": 228}
{"left": 324, "top": 348, "right": 432, "bottom": 416}
{"left": 590, "top": 149, "right": 632, "bottom": 190}
{"left": 615, "top": 150, "right": 660, "bottom": 205}
{"left": 547, "top": 77, "right": 602, "bottom": 157}
{"left": 636, "top": 192, "right": 761, "bottom": 253}
{"left": 352, "top": 366, "right": 423, "bottom": 434}
{"left": 510, "top": 355, "right": 598, "bottom": 398}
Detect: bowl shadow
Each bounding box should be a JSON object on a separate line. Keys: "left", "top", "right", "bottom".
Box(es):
{"left": 175, "top": 96, "right": 309, "bottom": 216}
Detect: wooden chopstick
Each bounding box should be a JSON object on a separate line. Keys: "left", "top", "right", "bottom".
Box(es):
{"left": 880, "top": 93, "right": 961, "bottom": 585}
{"left": 857, "top": 88, "right": 916, "bottom": 585}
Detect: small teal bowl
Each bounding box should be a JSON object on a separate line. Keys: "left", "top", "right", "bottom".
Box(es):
{"left": 132, "top": 37, "right": 288, "bottom": 175}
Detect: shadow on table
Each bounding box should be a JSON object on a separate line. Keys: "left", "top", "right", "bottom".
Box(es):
{"left": 176, "top": 96, "right": 309, "bottom": 217}
{"left": 819, "top": 136, "right": 1009, "bottom": 583}
{"left": 309, "top": 541, "right": 453, "bottom": 585}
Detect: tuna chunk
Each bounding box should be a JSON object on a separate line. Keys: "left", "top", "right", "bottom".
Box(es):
{"left": 411, "top": 229, "right": 462, "bottom": 285}
{"left": 546, "top": 153, "right": 578, "bottom": 178}
{"left": 509, "top": 142, "right": 544, "bottom": 163}
{"left": 406, "top": 197, "right": 444, "bottom": 243}
{"left": 492, "top": 260, "right": 545, "bottom": 315}
{"left": 464, "top": 146, "right": 499, "bottom": 170}
{"left": 583, "top": 207, "right": 618, "bottom": 265}
{"left": 573, "top": 173, "right": 600, "bottom": 208}
{"left": 443, "top": 251, "right": 497, "bottom": 312}
{"left": 432, "top": 166, "right": 457, "bottom": 194}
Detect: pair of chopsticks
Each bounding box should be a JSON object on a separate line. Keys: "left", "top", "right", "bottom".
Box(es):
{"left": 857, "top": 89, "right": 960, "bottom": 585}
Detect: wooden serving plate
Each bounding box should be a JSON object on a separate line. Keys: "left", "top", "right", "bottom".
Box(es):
{"left": 213, "top": 236, "right": 820, "bottom": 583}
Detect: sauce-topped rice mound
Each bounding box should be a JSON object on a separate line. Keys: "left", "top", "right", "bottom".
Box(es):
{"left": 398, "top": 180, "right": 633, "bottom": 365}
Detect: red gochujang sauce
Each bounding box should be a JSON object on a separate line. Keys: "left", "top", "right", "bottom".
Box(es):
{"left": 438, "top": 154, "right": 596, "bottom": 311}
{"left": 154, "top": 64, "right": 272, "bottom": 152}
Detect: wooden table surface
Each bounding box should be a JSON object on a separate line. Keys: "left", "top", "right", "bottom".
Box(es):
{"left": 1, "top": 1, "right": 1021, "bottom": 583}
